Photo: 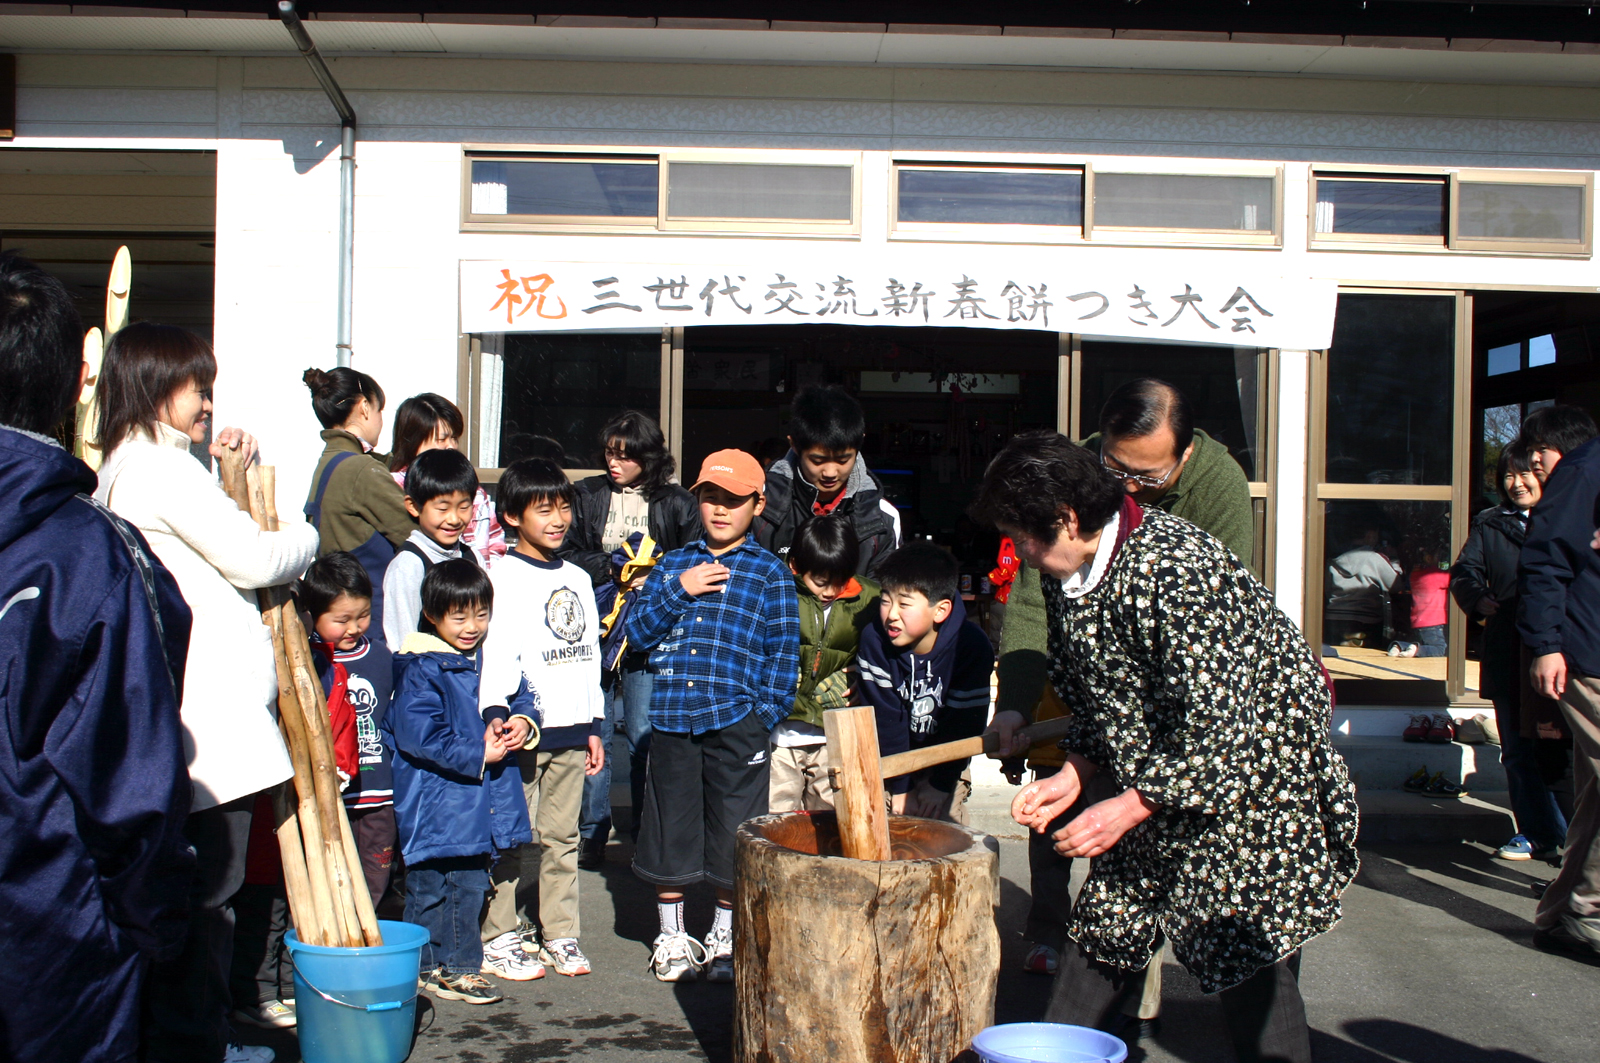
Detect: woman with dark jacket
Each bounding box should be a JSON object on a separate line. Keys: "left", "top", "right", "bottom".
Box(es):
{"left": 559, "top": 411, "right": 702, "bottom": 866}
{"left": 1450, "top": 441, "right": 1568, "bottom": 861}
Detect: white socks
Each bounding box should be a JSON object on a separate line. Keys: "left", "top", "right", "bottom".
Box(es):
{"left": 657, "top": 899, "right": 733, "bottom": 939}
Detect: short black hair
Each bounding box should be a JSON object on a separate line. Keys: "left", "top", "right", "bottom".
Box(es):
{"left": 0, "top": 251, "right": 86, "bottom": 434}
{"left": 875, "top": 541, "right": 960, "bottom": 609}
{"left": 790, "top": 514, "right": 859, "bottom": 586}
{"left": 788, "top": 384, "right": 865, "bottom": 453}
{"left": 1099, "top": 378, "right": 1194, "bottom": 457}
{"left": 600, "top": 410, "right": 675, "bottom": 494}
{"left": 1520, "top": 403, "right": 1598, "bottom": 457}
{"left": 1497, "top": 440, "right": 1533, "bottom": 506}
{"left": 303, "top": 366, "right": 385, "bottom": 430}
{"left": 972, "top": 430, "right": 1123, "bottom": 544}
{"left": 496, "top": 457, "right": 576, "bottom": 526}
{"left": 404, "top": 447, "right": 478, "bottom": 507}
{"left": 297, "top": 551, "right": 373, "bottom": 618}
{"left": 421, "top": 558, "right": 493, "bottom": 621}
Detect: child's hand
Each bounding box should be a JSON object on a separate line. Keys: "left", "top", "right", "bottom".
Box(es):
{"left": 483, "top": 723, "right": 510, "bottom": 765}
{"left": 680, "top": 562, "right": 730, "bottom": 596}
{"left": 903, "top": 780, "right": 953, "bottom": 820}
{"left": 501, "top": 717, "right": 533, "bottom": 748}
{"left": 584, "top": 734, "right": 606, "bottom": 776}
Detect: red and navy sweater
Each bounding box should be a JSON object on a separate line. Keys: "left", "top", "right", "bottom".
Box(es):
{"left": 313, "top": 634, "right": 395, "bottom": 810}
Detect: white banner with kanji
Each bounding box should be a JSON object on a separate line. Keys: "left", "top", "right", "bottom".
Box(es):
{"left": 460, "top": 257, "right": 1338, "bottom": 349}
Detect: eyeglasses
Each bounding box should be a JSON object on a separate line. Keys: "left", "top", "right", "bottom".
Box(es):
{"left": 1100, "top": 452, "right": 1180, "bottom": 490}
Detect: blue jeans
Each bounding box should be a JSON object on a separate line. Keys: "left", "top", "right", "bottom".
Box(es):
{"left": 1495, "top": 700, "right": 1569, "bottom": 852}
{"left": 580, "top": 658, "right": 654, "bottom": 843}
{"left": 403, "top": 855, "right": 490, "bottom": 976}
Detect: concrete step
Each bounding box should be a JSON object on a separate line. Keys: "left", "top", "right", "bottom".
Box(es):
{"left": 1355, "top": 789, "right": 1515, "bottom": 845}
{"left": 1333, "top": 734, "right": 1506, "bottom": 791}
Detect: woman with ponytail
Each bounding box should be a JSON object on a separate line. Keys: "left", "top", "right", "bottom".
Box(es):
{"left": 302, "top": 367, "right": 414, "bottom": 641}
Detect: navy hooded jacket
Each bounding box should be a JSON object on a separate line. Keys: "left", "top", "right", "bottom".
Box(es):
{"left": 384, "top": 633, "right": 536, "bottom": 865}
{"left": 0, "top": 425, "right": 195, "bottom": 1063}
{"left": 1519, "top": 435, "right": 1600, "bottom": 678}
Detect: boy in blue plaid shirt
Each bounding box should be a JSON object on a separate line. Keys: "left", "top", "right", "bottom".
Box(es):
{"left": 625, "top": 449, "right": 800, "bottom": 984}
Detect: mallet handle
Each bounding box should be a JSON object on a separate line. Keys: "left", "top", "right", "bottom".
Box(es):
{"left": 878, "top": 715, "right": 1076, "bottom": 781}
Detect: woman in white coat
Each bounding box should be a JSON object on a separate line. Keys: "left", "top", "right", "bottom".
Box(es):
{"left": 94, "top": 323, "right": 318, "bottom": 1063}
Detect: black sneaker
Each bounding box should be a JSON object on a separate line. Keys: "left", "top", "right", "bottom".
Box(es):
{"left": 1423, "top": 772, "right": 1466, "bottom": 799}
{"left": 426, "top": 970, "right": 503, "bottom": 1005}
{"left": 1402, "top": 766, "right": 1430, "bottom": 793}
{"left": 577, "top": 835, "right": 606, "bottom": 870}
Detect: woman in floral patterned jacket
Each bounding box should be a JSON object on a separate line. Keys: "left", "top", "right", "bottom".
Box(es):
{"left": 977, "top": 431, "right": 1358, "bottom": 1063}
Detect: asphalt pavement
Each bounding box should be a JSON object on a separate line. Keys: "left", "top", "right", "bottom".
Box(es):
{"left": 243, "top": 825, "right": 1600, "bottom": 1063}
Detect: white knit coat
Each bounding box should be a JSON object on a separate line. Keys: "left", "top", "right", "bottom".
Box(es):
{"left": 95, "top": 423, "right": 319, "bottom": 811}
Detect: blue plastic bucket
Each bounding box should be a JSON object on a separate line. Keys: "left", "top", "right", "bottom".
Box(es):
{"left": 971, "top": 1023, "right": 1129, "bottom": 1063}
{"left": 285, "top": 919, "right": 428, "bottom": 1063}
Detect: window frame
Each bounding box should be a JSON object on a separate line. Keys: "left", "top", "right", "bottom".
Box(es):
{"left": 460, "top": 147, "right": 863, "bottom": 237}
{"left": 888, "top": 160, "right": 1089, "bottom": 243}
{"left": 1309, "top": 164, "right": 1593, "bottom": 257}
{"left": 1084, "top": 162, "right": 1285, "bottom": 248}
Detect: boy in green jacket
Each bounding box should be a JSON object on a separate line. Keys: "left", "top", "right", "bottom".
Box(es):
{"left": 769, "top": 514, "right": 881, "bottom": 812}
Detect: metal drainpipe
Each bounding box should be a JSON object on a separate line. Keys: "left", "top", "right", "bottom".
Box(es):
{"left": 277, "top": 0, "right": 357, "bottom": 368}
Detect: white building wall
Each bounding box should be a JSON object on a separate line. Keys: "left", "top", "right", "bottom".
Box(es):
{"left": 9, "top": 49, "right": 1600, "bottom": 532}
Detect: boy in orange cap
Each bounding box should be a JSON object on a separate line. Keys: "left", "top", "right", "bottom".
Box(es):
{"left": 624, "top": 450, "right": 800, "bottom": 983}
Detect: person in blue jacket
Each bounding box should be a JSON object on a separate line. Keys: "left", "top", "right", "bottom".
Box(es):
{"left": 385, "top": 559, "right": 539, "bottom": 1006}
{"left": 0, "top": 250, "right": 196, "bottom": 1063}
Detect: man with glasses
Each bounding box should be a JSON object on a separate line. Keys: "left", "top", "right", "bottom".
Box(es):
{"left": 990, "top": 378, "right": 1253, "bottom": 1038}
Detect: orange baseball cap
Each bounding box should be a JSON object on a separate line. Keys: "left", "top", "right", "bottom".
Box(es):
{"left": 692, "top": 449, "right": 766, "bottom": 497}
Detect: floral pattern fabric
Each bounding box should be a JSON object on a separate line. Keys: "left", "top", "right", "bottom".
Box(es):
{"left": 1042, "top": 508, "right": 1360, "bottom": 993}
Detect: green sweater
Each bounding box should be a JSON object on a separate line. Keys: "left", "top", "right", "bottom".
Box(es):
{"left": 788, "top": 574, "right": 881, "bottom": 729}
{"left": 305, "top": 429, "right": 416, "bottom": 556}
{"left": 995, "top": 429, "right": 1255, "bottom": 721}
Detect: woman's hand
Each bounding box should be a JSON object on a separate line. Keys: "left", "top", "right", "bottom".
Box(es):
{"left": 1012, "top": 758, "right": 1088, "bottom": 832}
{"left": 1476, "top": 596, "right": 1499, "bottom": 616}
{"left": 1053, "top": 788, "right": 1159, "bottom": 858}
{"left": 210, "top": 427, "right": 259, "bottom": 466}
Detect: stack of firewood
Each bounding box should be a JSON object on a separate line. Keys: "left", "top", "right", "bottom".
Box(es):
{"left": 219, "top": 450, "right": 382, "bottom": 949}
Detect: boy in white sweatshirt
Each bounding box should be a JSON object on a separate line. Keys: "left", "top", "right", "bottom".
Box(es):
{"left": 479, "top": 457, "right": 606, "bottom": 978}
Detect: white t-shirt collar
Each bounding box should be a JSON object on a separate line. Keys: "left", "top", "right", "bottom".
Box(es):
{"left": 1058, "top": 509, "right": 1121, "bottom": 600}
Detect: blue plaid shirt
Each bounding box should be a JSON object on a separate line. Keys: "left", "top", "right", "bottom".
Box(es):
{"left": 626, "top": 537, "right": 800, "bottom": 735}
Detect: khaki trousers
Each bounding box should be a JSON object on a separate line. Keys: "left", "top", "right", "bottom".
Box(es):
{"left": 1536, "top": 674, "right": 1600, "bottom": 930}
{"left": 482, "top": 747, "right": 587, "bottom": 943}
{"left": 768, "top": 744, "right": 839, "bottom": 812}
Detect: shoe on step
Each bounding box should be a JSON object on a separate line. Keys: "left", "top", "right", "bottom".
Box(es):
{"left": 231, "top": 999, "right": 296, "bottom": 1029}
{"left": 1403, "top": 766, "right": 1431, "bottom": 793}
{"left": 1402, "top": 714, "right": 1432, "bottom": 742}
{"left": 649, "top": 931, "right": 706, "bottom": 982}
{"left": 1426, "top": 713, "right": 1457, "bottom": 744}
{"left": 427, "top": 970, "right": 503, "bottom": 1005}
{"left": 1423, "top": 771, "right": 1466, "bottom": 799}
{"left": 1022, "top": 942, "right": 1059, "bottom": 975}
{"left": 482, "top": 930, "right": 545, "bottom": 981}
{"left": 223, "top": 1044, "right": 275, "bottom": 1063}
{"left": 540, "top": 937, "right": 593, "bottom": 977}
{"left": 1496, "top": 835, "right": 1534, "bottom": 861}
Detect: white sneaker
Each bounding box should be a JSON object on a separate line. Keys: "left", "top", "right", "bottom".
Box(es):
{"left": 223, "top": 1044, "right": 275, "bottom": 1063}
{"left": 703, "top": 926, "right": 733, "bottom": 983}
{"left": 539, "top": 937, "right": 593, "bottom": 977}
{"left": 482, "top": 930, "right": 546, "bottom": 981}
{"left": 649, "top": 931, "right": 706, "bottom": 982}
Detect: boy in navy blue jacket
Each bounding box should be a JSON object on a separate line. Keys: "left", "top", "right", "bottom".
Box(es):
{"left": 386, "top": 560, "right": 540, "bottom": 1005}
{"left": 626, "top": 449, "right": 800, "bottom": 984}
{"left": 858, "top": 542, "right": 994, "bottom": 824}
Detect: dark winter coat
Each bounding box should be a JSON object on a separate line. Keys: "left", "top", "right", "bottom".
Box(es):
{"left": 1450, "top": 504, "right": 1527, "bottom": 705}
{"left": 384, "top": 633, "right": 535, "bottom": 866}
{"left": 788, "top": 574, "right": 880, "bottom": 729}
{"left": 1520, "top": 436, "right": 1600, "bottom": 679}
{"left": 755, "top": 452, "right": 901, "bottom": 578}
{"left": 560, "top": 474, "right": 703, "bottom": 588}
{"left": 0, "top": 425, "right": 196, "bottom": 1063}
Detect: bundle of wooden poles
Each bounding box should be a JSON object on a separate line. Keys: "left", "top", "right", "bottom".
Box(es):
{"left": 218, "top": 449, "right": 383, "bottom": 949}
